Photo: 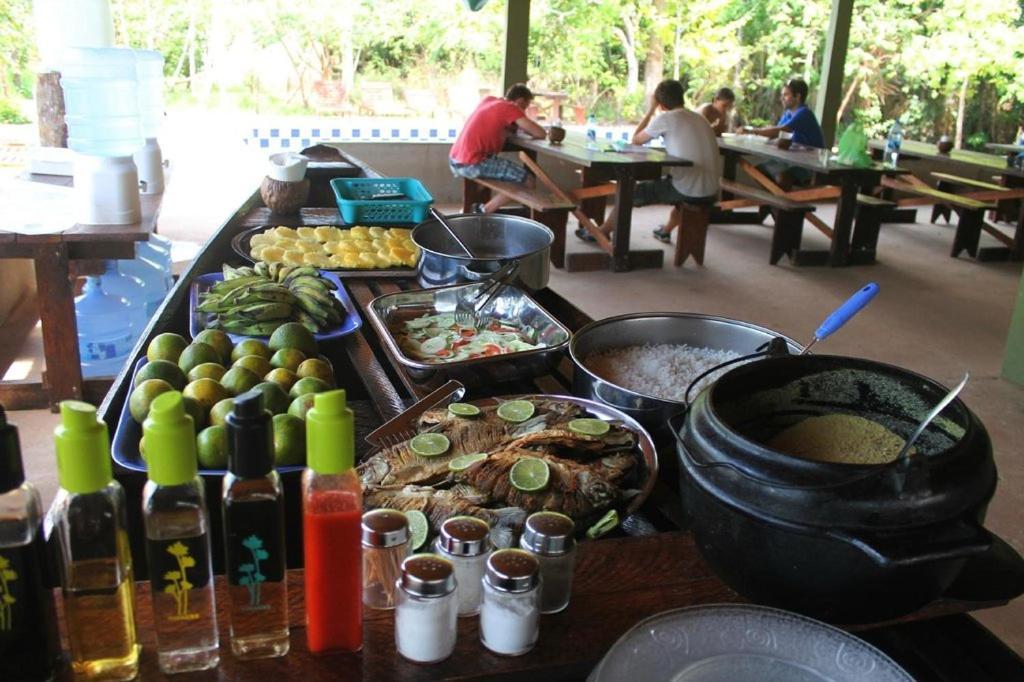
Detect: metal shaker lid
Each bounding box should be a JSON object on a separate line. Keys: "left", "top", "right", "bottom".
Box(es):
{"left": 438, "top": 515, "right": 491, "bottom": 556}
{"left": 520, "top": 511, "right": 575, "bottom": 555}
{"left": 362, "top": 508, "right": 410, "bottom": 548}
{"left": 485, "top": 549, "right": 540, "bottom": 593}
{"left": 400, "top": 554, "right": 455, "bottom": 597}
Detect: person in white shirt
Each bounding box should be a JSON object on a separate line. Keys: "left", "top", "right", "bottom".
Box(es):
{"left": 578, "top": 79, "right": 721, "bottom": 244}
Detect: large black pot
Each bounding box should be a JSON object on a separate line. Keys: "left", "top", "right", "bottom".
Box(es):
{"left": 674, "top": 355, "right": 999, "bottom": 623}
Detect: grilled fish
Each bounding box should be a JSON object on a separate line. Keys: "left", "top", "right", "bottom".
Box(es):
{"left": 506, "top": 422, "right": 636, "bottom": 457}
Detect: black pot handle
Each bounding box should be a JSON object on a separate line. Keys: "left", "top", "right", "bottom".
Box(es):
{"left": 669, "top": 409, "right": 791, "bottom": 488}
{"left": 826, "top": 522, "right": 993, "bottom": 569}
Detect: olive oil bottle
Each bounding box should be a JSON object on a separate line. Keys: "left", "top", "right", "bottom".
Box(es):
{"left": 0, "top": 406, "right": 62, "bottom": 681}
{"left": 52, "top": 401, "right": 140, "bottom": 681}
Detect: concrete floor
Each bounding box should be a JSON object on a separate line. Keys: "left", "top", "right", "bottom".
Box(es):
{"left": 5, "top": 134, "right": 1022, "bottom": 654}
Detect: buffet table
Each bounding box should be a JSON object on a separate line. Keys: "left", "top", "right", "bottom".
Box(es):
{"left": 76, "top": 150, "right": 1024, "bottom": 681}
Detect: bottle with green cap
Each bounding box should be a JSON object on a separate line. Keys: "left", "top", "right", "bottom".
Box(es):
{"left": 141, "top": 390, "right": 220, "bottom": 674}
{"left": 0, "top": 405, "right": 62, "bottom": 680}
{"left": 52, "top": 399, "right": 141, "bottom": 681}
{"left": 222, "top": 389, "right": 289, "bottom": 660}
{"left": 302, "top": 388, "right": 363, "bottom": 653}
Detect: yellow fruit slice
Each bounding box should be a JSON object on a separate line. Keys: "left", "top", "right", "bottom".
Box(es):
{"left": 358, "top": 252, "right": 377, "bottom": 267}
{"left": 340, "top": 255, "right": 361, "bottom": 269}
{"left": 391, "top": 227, "right": 412, "bottom": 239}
{"left": 368, "top": 226, "right": 387, "bottom": 239}
{"left": 274, "top": 226, "right": 298, "bottom": 240}
{"left": 390, "top": 246, "right": 412, "bottom": 262}
{"left": 350, "top": 226, "right": 370, "bottom": 240}
{"left": 295, "top": 240, "right": 320, "bottom": 253}
{"left": 260, "top": 246, "right": 285, "bottom": 263}
{"left": 249, "top": 245, "right": 266, "bottom": 260}
{"left": 250, "top": 232, "right": 272, "bottom": 247}
{"left": 282, "top": 250, "right": 305, "bottom": 266}
{"left": 316, "top": 226, "right": 341, "bottom": 242}
{"left": 303, "top": 253, "right": 332, "bottom": 267}
{"left": 296, "top": 226, "right": 317, "bottom": 240}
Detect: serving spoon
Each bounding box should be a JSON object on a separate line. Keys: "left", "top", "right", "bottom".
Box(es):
{"left": 895, "top": 371, "right": 970, "bottom": 461}
{"left": 801, "top": 282, "right": 879, "bottom": 354}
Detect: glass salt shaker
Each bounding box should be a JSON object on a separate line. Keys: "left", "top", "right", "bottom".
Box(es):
{"left": 362, "top": 509, "right": 410, "bottom": 609}
{"left": 480, "top": 549, "right": 541, "bottom": 656}
{"left": 519, "top": 511, "right": 576, "bottom": 614}
{"left": 434, "top": 515, "right": 491, "bottom": 617}
{"left": 394, "top": 554, "right": 458, "bottom": 664}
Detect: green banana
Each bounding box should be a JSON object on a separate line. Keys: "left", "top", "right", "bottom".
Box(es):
{"left": 224, "top": 301, "right": 294, "bottom": 321}
{"left": 209, "top": 275, "right": 266, "bottom": 297}
{"left": 294, "top": 310, "right": 323, "bottom": 333}
{"left": 266, "top": 262, "right": 280, "bottom": 280}
{"left": 282, "top": 266, "right": 319, "bottom": 282}
{"left": 219, "top": 320, "right": 286, "bottom": 336}
{"left": 276, "top": 265, "right": 295, "bottom": 282}
{"left": 254, "top": 261, "right": 270, "bottom": 278}
{"left": 287, "top": 275, "right": 332, "bottom": 293}
{"left": 293, "top": 293, "right": 330, "bottom": 323}
{"left": 290, "top": 285, "right": 334, "bottom": 307}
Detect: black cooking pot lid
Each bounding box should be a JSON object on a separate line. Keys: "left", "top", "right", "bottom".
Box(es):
{"left": 590, "top": 604, "right": 912, "bottom": 682}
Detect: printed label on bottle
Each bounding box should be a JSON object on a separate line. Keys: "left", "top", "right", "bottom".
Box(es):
{"left": 0, "top": 549, "right": 24, "bottom": 633}
{"left": 81, "top": 333, "right": 134, "bottom": 362}
{"left": 225, "top": 500, "right": 284, "bottom": 611}
{"left": 146, "top": 537, "right": 210, "bottom": 622}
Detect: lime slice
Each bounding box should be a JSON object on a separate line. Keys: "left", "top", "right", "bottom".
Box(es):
{"left": 509, "top": 457, "right": 550, "bottom": 492}
{"left": 409, "top": 433, "right": 451, "bottom": 457}
{"left": 449, "top": 452, "right": 488, "bottom": 472}
{"left": 497, "top": 399, "right": 536, "bottom": 423}
{"left": 568, "top": 418, "right": 610, "bottom": 436}
{"left": 404, "top": 510, "right": 429, "bottom": 551}
{"left": 586, "top": 509, "right": 620, "bottom": 539}
{"left": 448, "top": 402, "right": 481, "bottom": 417}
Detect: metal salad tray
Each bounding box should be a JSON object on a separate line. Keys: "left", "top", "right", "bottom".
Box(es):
{"left": 366, "top": 281, "right": 572, "bottom": 387}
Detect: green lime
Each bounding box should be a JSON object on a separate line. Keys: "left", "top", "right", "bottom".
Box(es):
{"left": 181, "top": 396, "right": 207, "bottom": 432}
{"left": 586, "top": 509, "right": 620, "bottom": 539}
{"left": 147, "top": 332, "right": 188, "bottom": 364}
{"left": 234, "top": 354, "right": 273, "bottom": 379}
{"left": 448, "top": 452, "right": 488, "bottom": 472}
{"left": 409, "top": 433, "right": 451, "bottom": 457}
{"left": 178, "top": 342, "right": 221, "bottom": 375}
{"left": 269, "top": 322, "right": 318, "bottom": 358}
{"left": 196, "top": 425, "right": 229, "bottom": 469}
{"left": 404, "top": 510, "right": 429, "bottom": 551}
{"left": 509, "top": 457, "right": 549, "bottom": 492}
{"left": 194, "top": 329, "right": 233, "bottom": 365}
{"left": 497, "top": 399, "right": 535, "bottom": 423}
{"left": 209, "top": 398, "right": 235, "bottom": 427}
{"left": 182, "top": 377, "right": 230, "bottom": 414}
{"left": 187, "top": 362, "right": 227, "bottom": 383}
{"left": 265, "top": 367, "right": 299, "bottom": 393}
{"left": 568, "top": 418, "right": 610, "bottom": 436}
{"left": 448, "top": 402, "right": 481, "bottom": 417}
{"left": 231, "top": 338, "right": 270, "bottom": 363}
{"left": 296, "top": 358, "right": 335, "bottom": 387}
{"left": 270, "top": 348, "right": 306, "bottom": 372}
{"left": 221, "top": 366, "right": 261, "bottom": 396}
{"left": 289, "top": 376, "right": 330, "bottom": 399}
{"left": 272, "top": 413, "right": 306, "bottom": 466}
{"left": 251, "top": 381, "right": 290, "bottom": 415}
{"left": 135, "top": 359, "right": 187, "bottom": 391}
{"left": 129, "top": 379, "right": 174, "bottom": 424}
{"left": 287, "top": 393, "right": 317, "bottom": 420}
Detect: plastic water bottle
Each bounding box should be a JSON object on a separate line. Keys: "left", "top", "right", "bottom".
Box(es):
{"left": 586, "top": 114, "right": 597, "bottom": 149}
{"left": 884, "top": 119, "right": 903, "bottom": 167}
{"left": 75, "top": 277, "right": 137, "bottom": 378}
{"left": 118, "top": 258, "right": 168, "bottom": 315}
{"left": 99, "top": 261, "right": 150, "bottom": 334}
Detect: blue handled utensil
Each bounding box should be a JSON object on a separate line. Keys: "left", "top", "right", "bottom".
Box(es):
{"left": 801, "top": 282, "right": 879, "bottom": 355}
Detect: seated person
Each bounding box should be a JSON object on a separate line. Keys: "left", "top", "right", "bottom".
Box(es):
{"left": 577, "top": 79, "right": 720, "bottom": 245}
{"left": 449, "top": 83, "right": 547, "bottom": 214}
{"left": 697, "top": 87, "right": 737, "bottom": 137}
{"left": 746, "top": 78, "right": 825, "bottom": 188}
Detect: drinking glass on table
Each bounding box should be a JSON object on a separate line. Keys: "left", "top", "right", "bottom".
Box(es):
{"left": 777, "top": 131, "right": 794, "bottom": 150}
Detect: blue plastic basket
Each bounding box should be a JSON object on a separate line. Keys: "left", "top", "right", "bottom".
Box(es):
{"left": 330, "top": 177, "right": 433, "bottom": 225}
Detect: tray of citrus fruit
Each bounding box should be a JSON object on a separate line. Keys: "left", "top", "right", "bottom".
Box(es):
{"left": 232, "top": 224, "right": 421, "bottom": 278}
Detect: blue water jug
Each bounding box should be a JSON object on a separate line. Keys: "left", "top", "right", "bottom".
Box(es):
{"left": 118, "top": 257, "right": 168, "bottom": 315}
{"left": 75, "top": 277, "right": 137, "bottom": 378}
{"left": 136, "top": 241, "right": 173, "bottom": 290}
{"left": 99, "top": 261, "right": 150, "bottom": 333}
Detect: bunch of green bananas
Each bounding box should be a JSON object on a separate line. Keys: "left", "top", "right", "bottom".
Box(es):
{"left": 198, "top": 263, "right": 346, "bottom": 336}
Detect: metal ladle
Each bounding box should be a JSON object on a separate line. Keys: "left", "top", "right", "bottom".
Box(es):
{"left": 896, "top": 371, "right": 970, "bottom": 461}
{"left": 429, "top": 207, "right": 477, "bottom": 258}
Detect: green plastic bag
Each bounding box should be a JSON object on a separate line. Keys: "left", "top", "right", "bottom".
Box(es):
{"left": 836, "top": 123, "right": 873, "bottom": 168}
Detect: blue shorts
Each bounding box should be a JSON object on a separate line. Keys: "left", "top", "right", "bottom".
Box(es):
{"left": 449, "top": 156, "right": 529, "bottom": 184}
{"left": 633, "top": 176, "right": 716, "bottom": 206}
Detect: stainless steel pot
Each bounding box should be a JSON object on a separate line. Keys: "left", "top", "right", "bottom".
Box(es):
{"left": 569, "top": 312, "right": 803, "bottom": 431}
{"left": 412, "top": 213, "right": 553, "bottom": 290}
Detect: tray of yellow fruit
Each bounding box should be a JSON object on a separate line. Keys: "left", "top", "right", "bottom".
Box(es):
{"left": 232, "top": 224, "right": 420, "bottom": 278}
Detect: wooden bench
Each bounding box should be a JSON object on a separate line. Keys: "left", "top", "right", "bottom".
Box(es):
{"left": 930, "top": 171, "right": 1014, "bottom": 224}
{"left": 715, "top": 179, "right": 817, "bottom": 265}
{"left": 881, "top": 178, "right": 997, "bottom": 258}
{"left": 850, "top": 194, "right": 897, "bottom": 263}
{"left": 461, "top": 178, "right": 574, "bottom": 268}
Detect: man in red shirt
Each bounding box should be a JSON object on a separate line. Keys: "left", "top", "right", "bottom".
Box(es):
{"left": 449, "top": 83, "right": 547, "bottom": 213}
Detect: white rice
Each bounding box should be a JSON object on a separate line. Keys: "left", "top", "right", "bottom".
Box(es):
{"left": 584, "top": 344, "right": 741, "bottom": 402}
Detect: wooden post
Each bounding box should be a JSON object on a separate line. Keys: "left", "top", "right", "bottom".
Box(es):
{"left": 502, "top": 0, "right": 531, "bottom": 93}
{"left": 36, "top": 72, "right": 68, "bottom": 148}
{"left": 1003, "top": 269, "right": 1024, "bottom": 385}
{"left": 814, "top": 0, "right": 853, "bottom": 148}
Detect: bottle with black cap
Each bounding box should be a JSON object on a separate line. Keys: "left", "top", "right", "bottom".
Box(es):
{"left": 222, "top": 389, "right": 289, "bottom": 659}
{"left": 0, "top": 406, "right": 62, "bottom": 680}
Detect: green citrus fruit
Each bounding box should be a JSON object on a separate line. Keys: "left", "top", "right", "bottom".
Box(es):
{"left": 182, "top": 378, "right": 230, "bottom": 414}
{"left": 295, "top": 358, "right": 335, "bottom": 386}
{"left": 497, "top": 399, "right": 536, "bottom": 423}
{"left": 287, "top": 393, "right": 317, "bottom": 420}
{"left": 448, "top": 402, "right": 481, "bottom": 417}
{"left": 209, "top": 397, "right": 236, "bottom": 427}
{"left": 251, "top": 381, "right": 290, "bottom": 415}
{"left": 233, "top": 354, "right": 273, "bottom": 379}
{"left": 147, "top": 332, "right": 189, "bottom": 364}
{"left": 181, "top": 396, "right": 207, "bottom": 432}
{"left": 135, "top": 360, "right": 187, "bottom": 391}
{"left": 178, "top": 342, "right": 221, "bottom": 375}
{"left": 221, "top": 366, "right": 261, "bottom": 396}
{"left": 231, "top": 338, "right": 270, "bottom": 363}
{"left": 288, "top": 376, "right": 330, "bottom": 399}
{"left": 509, "top": 457, "right": 550, "bottom": 492}
{"left": 586, "top": 509, "right": 620, "bottom": 539}
{"left": 409, "top": 433, "right": 451, "bottom": 457}
{"left": 448, "top": 452, "right": 488, "bottom": 471}
{"left": 272, "top": 413, "right": 306, "bottom": 466}
{"left": 194, "top": 329, "right": 233, "bottom": 365}
{"left": 270, "top": 348, "right": 306, "bottom": 372}
{"left": 129, "top": 379, "right": 174, "bottom": 424}
{"left": 404, "top": 510, "right": 429, "bottom": 551}
{"left": 568, "top": 418, "right": 610, "bottom": 436}
{"left": 187, "top": 362, "right": 226, "bottom": 383}
{"left": 196, "top": 425, "right": 229, "bottom": 469}
{"left": 264, "top": 367, "right": 299, "bottom": 393}
{"left": 269, "top": 321, "right": 318, "bottom": 358}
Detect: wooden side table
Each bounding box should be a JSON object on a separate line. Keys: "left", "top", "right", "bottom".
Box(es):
{"left": 0, "top": 175, "right": 162, "bottom": 410}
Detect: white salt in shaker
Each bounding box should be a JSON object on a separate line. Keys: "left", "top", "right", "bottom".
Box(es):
{"left": 519, "top": 511, "right": 576, "bottom": 614}
{"left": 480, "top": 549, "right": 540, "bottom": 656}
{"left": 394, "top": 554, "right": 458, "bottom": 663}
{"left": 434, "top": 516, "right": 491, "bottom": 617}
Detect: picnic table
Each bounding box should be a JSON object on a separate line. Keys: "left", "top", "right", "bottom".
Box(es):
{"left": 63, "top": 149, "right": 1024, "bottom": 681}
{"left": 0, "top": 173, "right": 162, "bottom": 410}
{"left": 715, "top": 134, "right": 906, "bottom": 266}
{"left": 507, "top": 131, "right": 693, "bottom": 272}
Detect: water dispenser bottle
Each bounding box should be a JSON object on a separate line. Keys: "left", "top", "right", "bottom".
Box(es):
{"left": 75, "top": 277, "right": 137, "bottom": 378}
{"left": 99, "top": 261, "right": 150, "bottom": 333}
{"left": 118, "top": 257, "right": 168, "bottom": 315}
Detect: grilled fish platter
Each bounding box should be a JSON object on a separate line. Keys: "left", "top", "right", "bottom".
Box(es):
{"left": 358, "top": 395, "right": 657, "bottom": 547}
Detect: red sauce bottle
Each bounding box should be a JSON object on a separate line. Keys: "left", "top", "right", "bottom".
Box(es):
{"left": 302, "top": 390, "right": 362, "bottom": 653}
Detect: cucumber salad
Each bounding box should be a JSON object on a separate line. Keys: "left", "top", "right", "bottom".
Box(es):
{"left": 395, "top": 312, "right": 544, "bottom": 363}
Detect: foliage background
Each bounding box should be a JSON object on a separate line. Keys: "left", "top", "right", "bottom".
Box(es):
{"left": 1, "top": 0, "right": 1023, "bottom": 146}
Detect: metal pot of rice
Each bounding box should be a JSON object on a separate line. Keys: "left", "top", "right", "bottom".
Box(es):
{"left": 569, "top": 312, "right": 803, "bottom": 431}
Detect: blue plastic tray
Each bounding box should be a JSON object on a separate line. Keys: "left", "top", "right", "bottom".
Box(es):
{"left": 188, "top": 271, "right": 361, "bottom": 343}
{"left": 330, "top": 177, "right": 433, "bottom": 224}
{"left": 111, "top": 358, "right": 307, "bottom": 476}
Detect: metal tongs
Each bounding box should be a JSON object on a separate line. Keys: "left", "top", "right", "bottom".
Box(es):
{"left": 365, "top": 380, "right": 466, "bottom": 448}
{"left": 470, "top": 260, "right": 520, "bottom": 310}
